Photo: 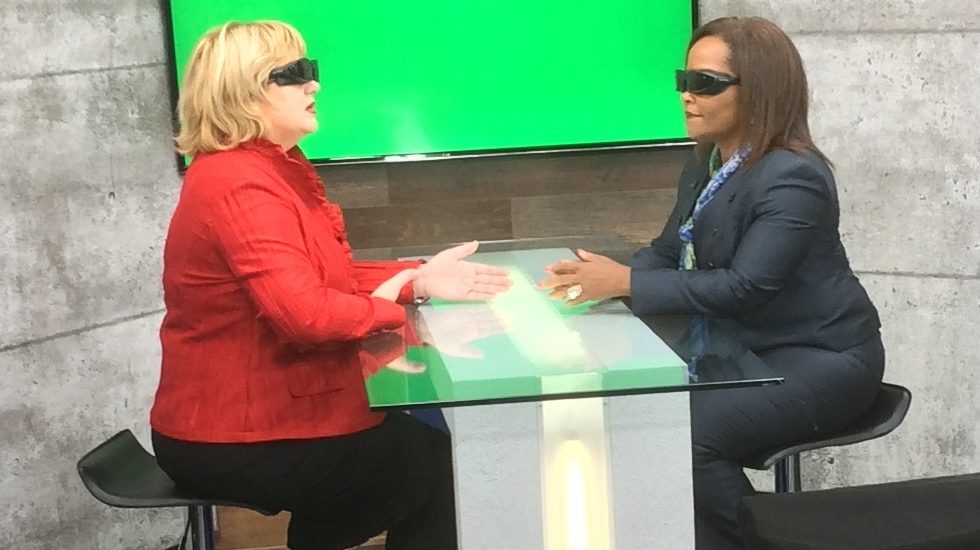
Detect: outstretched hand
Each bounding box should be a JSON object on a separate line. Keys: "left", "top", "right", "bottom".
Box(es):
{"left": 415, "top": 241, "right": 512, "bottom": 301}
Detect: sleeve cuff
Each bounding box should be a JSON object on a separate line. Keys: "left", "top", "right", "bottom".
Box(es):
{"left": 369, "top": 297, "right": 408, "bottom": 331}
{"left": 398, "top": 260, "right": 424, "bottom": 304}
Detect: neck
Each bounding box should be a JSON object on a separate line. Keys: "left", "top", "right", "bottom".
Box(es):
{"left": 717, "top": 138, "right": 741, "bottom": 163}
{"left": 262, "top": 129, "right": 299, "bottom": 152}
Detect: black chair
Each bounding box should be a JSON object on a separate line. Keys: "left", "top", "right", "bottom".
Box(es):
{"left": 738, "top": 472, "right": 980, "bottom": 549}
{"left": 77, "top": 430, "right": 277, "bottom": 550}
{"left": 743, "top": 382, "right": 912, "bottom": 492}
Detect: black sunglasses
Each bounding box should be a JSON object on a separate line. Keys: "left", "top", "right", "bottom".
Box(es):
{"left": 268, "top": 58, "right": 319, "bottom": 86}
{"left": 675, "top": 69, "right": 739, "bottom": 96}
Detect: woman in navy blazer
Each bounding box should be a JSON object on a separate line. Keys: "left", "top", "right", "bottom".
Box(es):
{"left": 540, "top": 17, "right": 884, "bottom": 549}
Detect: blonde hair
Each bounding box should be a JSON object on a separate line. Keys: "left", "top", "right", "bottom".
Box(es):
{"left": 175, "top": 21, "right": 307, "bottom": 157}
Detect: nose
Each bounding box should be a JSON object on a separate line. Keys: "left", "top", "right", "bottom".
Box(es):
{"left": 306, "top": 80, "right": 320, "bottom": 95}
{"left": 681, "top": 91, "right": 694, "bottom": 105}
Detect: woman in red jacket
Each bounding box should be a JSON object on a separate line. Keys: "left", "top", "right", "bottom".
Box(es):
{"left": 150, "top": 21, "right": 510, "bottom": 550}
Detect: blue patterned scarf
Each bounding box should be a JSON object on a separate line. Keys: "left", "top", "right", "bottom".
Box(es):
{"left": 679, "top": 145, "right": 750, "bottom": 363}
{"left": 678, "top": 146, "right": 750, "bottom": 270}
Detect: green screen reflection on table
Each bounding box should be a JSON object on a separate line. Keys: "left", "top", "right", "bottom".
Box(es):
{"left": 365, "top": 248, "right": 689, "bottom": 409}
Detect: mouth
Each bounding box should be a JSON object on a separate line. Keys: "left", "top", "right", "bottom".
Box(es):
{"left": 684, "top": 112, "right": 701, "bottom": 119}
{"left": 306, "top": 102, "right": 316, "bottom": 114}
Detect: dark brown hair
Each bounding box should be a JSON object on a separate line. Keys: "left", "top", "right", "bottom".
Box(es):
{"left": 689, "top": 17, "right": 829, "bottom": 169}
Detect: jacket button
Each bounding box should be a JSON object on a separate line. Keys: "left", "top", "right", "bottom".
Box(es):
{"left": 707, "top": 261, "right": 715, "bottom": 268}
{"left": 711, "top": 228, "right": 719, "bottom": 236}
{"left": 728, "top": 193, "right": 736, "bottom": 202}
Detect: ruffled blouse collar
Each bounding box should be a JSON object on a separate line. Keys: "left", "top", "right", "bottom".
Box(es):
{"left": 238, "top": 138, "right": 351, "bottom": 253}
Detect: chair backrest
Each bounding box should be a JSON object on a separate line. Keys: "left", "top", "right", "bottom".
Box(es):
{"left": 749, "top": 382, "right": 912, "bottom": 470}
{"left": 77, "top": 429, "right": 213, "bottom": 508}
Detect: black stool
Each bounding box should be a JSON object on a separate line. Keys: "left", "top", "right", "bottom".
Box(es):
{"left": 738, "top": 472, "right": 980, "bottom": 549}
{"left": 77, "top": 430, "right": 278, "bottom": 550}
{"left": 744, "top": 382, "right": 912, "bottom": 492}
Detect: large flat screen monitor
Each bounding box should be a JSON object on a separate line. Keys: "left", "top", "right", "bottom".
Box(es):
{"left": 164, "top": 1, "right": 695, "bottom": 163}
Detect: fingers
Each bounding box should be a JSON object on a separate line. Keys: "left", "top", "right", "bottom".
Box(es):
{"left": 386, "top": 357, "right": 427, "bottom": 374}
{"left": 544, "top": 284, "right": 589, "bottom": 304}
{"left": 452, "top": 287, "right": 507, "bottom": 302}
{"left": 442, "top": 344, "right": 484, "bottom": 360}
{"left": 548, "top": 286, "right": 569, "bottom": 300}
{"left": 470, "top": 280, "right": 512, "bottom": 295}
{"left": 441, "top": 240, "right": 479, "bottom": 261}
{"left": 473, "top": 274, "right": 513, "bottom": 291}
{"left": 546, "top": 283, "right": 589, "bottom": 305}
{"left": 537, "top": 273, "right": 576, "bottom": 290}
{"left": 472, "top": 262, "right": 510, "bottom": 277}
{"left": 470, "top": 266, "right": 512, "bottom": 283}
{"left": 545, "top": 260, "right": 582, "bottom": 275}
{"left": 576, "top": 249, "right": 603, "bottom": 261}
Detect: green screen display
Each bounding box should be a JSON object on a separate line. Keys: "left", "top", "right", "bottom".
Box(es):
{"left": 166, "top": 1, "right": 693, "bottom": 162}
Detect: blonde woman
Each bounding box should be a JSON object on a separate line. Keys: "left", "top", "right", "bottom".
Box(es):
{"left": 150, "top": 21, "right": 509, "bottom": 550}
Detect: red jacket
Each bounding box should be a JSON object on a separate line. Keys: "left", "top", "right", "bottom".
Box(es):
{"left": 150, "top": 139, "right": 417, "bottom": 443}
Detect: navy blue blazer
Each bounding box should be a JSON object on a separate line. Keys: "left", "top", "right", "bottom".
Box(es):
{"left": 629, "top": 149, "right": 880, "bottom": 353}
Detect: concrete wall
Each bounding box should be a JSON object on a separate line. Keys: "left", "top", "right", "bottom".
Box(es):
{"left": 1, "top": 1, "right": 184, "bottom": 549}
{"left": 699, "top": 1, "right": 980, "bottom": 487}
{"left": 1, "top": 1, "right": 977, "bottom": 548}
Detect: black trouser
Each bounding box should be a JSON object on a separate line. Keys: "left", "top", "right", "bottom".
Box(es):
{"left": 153, "top": 412, "right": 457, "bottom": 550}
{"left": 690, "top": 336, "right": 885, "bottom": 550}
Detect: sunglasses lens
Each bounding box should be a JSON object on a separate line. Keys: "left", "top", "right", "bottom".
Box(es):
{"left": 270, "top": 58, "right": 319, "bottom": 85}
{"left": 675, "top": 70, "right": 733, "bottom": 96}
{"left": 690, "top": 72, "right": 715, "bottom": 93}
{"left": 290, "top": 59, "right": 316, "bottom": 82}
{"left": 676, "top": 70, "right": 689, "bottom": 93}
{"left": 307, "top": 59, "right": 319, "bottom": 82}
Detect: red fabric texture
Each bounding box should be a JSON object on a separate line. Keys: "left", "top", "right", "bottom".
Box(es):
{"left": 151, "top": 139, "right": 419, "bottom": 443}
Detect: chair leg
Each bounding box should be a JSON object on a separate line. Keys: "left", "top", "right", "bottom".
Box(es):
{"left": 188, "top": 505, "right": 215, "bottom": 550}
{"left": 774, "top": 454, "right": 803, "bottom": 493}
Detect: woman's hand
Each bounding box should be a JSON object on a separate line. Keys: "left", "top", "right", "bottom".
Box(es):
{"left": 414, "top": 241, "right": 512, "bottom": 301}
{"left": 537, "top": 249, "right": 631, "bottom": 306}
{"left": 371, "top": 268, "right": 421, "bottom": 302}
{"left": 416, "top": 304, "right": 509, "bottom": 359}
{"left": 358, "top": 330, "right": 426, "bottom": 376}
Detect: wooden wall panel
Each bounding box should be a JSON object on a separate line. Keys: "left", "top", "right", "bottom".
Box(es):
{"left": 317, "top": 164, "right": 390, "bottom": 208}
{"left": 511, "top": 188, "right": 677, "bottom": 246}
{"left": 341, "top": 199, "right": 512, "bottom": 249}
{"left": 318, "top": 145, "right": 692, "bottom": 251}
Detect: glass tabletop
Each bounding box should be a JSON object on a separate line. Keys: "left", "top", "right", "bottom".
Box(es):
{"left": 363, "top": 244, "right": 782, "bottom": 410}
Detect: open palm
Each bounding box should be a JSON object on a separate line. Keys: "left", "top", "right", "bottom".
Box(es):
{"left": 417, "top": 241, "right": 512, "bottom": 301}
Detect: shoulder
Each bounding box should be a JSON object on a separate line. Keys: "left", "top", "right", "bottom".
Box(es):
{"left": 177, "top": 149, "right": 303, "bottom": 223}
{"left": 183, "top": 148, "right": 289, "bottom": 200}
{"left": 186, "top": 149, "right": 274, "bottom": 185}
{"left": 748, "top": 149, "right": 834, "bottom": 197}
{"left": 752, "top": 149, "right": 833, "bottom": 182}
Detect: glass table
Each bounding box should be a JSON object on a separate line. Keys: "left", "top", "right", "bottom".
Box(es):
{"left": 359, "top": 239, "right": 782, "bottom": 550}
